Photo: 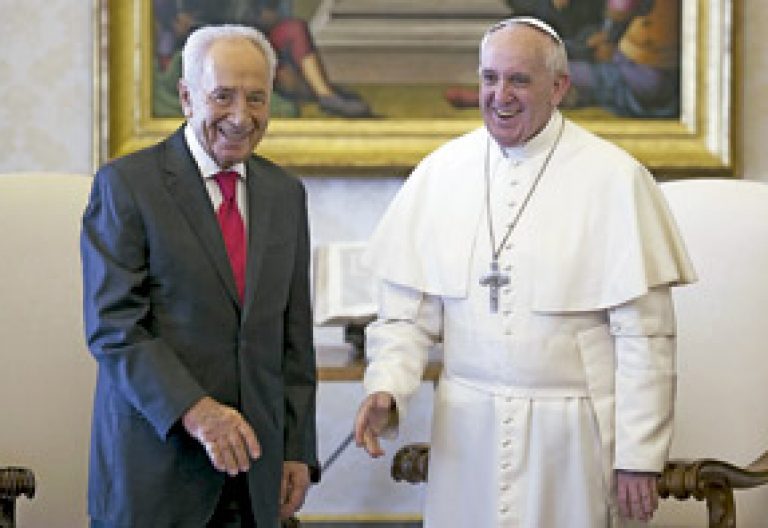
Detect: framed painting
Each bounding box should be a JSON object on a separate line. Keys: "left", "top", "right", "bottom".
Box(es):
{"left": 94, "top": 0, "right": 739, "bottom": 177}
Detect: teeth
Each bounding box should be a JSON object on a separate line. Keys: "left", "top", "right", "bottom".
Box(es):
{"left": 495, "top": 109, "right": 517, "bottom": 118}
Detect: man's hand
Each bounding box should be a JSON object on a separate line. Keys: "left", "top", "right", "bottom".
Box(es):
{"left": 354, "top": 391, "right": 395, "bottom": 458}
{"left": 616, "top": 470, "right": 659, "bottom": 522}
{"left": 182, "top": 396, "right": 261, "bottom": 476}
{"left": 280, "top": 461, "right": 311, "bottom": 519}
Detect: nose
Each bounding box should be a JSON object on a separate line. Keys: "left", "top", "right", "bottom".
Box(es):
{"left": 495, "top": 80, "right": 515, "bottom": 104}
{"left": 229, "top": 93, "right": 249, "bottom": 125}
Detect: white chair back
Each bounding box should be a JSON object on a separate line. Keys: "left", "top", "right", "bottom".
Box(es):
{"left": 652, "top": 179, "right": 768, "bottom": 527}
{"left": 0, "top": 173, "right": 95, "bottom": 528}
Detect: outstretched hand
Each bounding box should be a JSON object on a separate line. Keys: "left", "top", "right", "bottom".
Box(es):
{"left": 616, "top": 470, "right": 659, "bottom": 523}
{"left": 182, "top": 396, "right": 261, "bottom": 476}
{"left": 354, "top": 391, "right": 395, "bottom": 458}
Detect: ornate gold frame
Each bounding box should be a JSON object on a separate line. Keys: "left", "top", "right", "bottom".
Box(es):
{"left": 94, "top": 0, "right": 739, "bottom": 177}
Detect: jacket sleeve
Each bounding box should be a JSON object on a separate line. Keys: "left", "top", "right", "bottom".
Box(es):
{"left": 81, "top": 166, "right": 206, "bottom": 439}
{"left": 610, "top": 286, "right": 676, "bottom": 472}
{"left": 281, "top": 183, "right": 320, "bottom": 480}
{"left": 364, "top": 280, "right": 443, "bottom": 424}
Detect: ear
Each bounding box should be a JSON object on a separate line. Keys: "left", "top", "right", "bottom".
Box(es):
{"left": 178, "top": 79, "right": 193, "bottom": 118}
{"left": 551, "top": 72, "right": 572, "bottom": 107}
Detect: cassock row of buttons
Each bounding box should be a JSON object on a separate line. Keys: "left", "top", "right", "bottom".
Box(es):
{"left": 498, "top": 172, "right": 520, "bottom": 333}
{"left": 498, "top": 397, "right": 519, "bottom": 524}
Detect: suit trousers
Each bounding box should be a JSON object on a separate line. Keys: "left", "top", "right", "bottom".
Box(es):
{"left": 207, "top": 474, "right": 256, "bottom": 527}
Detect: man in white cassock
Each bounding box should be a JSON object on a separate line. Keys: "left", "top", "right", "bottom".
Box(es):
{"left": 353, "top": 16, "right": 696, "bottom": 528}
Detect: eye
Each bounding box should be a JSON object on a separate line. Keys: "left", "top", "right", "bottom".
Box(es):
{"left": 245, "top": 92, "right": 266, "bottom": 106}
{"left": 508, "top": 74, "right": 531, "bottom": 87}
{"left": 210, "top": 90, "right": 233, "bottom": 105}
{"left": 480, "top": 71, "right": 498, "bottom": 85}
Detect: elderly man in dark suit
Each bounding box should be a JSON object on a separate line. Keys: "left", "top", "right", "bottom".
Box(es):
{"left": 81, "top": 24, "right": 318, "bottom": 527}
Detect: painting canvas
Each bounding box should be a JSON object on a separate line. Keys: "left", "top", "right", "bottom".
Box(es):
{"left": 151, "top": 0, "right": 680, "bottom": 120}
{"left": 96, "top": 0, "right": 737, "bottom": 175}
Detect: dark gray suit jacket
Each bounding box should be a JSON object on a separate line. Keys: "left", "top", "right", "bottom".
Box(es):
{"left": 81, "top": 127, "right": 318, "bottom": 526}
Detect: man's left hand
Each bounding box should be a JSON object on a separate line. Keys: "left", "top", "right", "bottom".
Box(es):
{"left": 280, "top": 461, "right": 311, "bottom": 519}
{"left": 616, "top": 470, "right": 659, "bottom": 522}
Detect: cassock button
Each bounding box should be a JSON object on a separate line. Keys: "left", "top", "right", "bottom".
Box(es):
{"left": 500, "top": 505, "right": 510, "bottom": 514}
{"left": 502, "top": 439, "right": 511, "bottom": 448}
{"left": 501, "top": 483, "right": 510, "bottom": 491}
{"left": 503, "top": 417, "right": 513, "bottom": 424}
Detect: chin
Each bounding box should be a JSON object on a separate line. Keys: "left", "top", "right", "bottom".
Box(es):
{"left": 216, "top": 146, "right": 253, "bottom": 163}
{"left": 490, "top": 130, "right": 524, "bottom": 148}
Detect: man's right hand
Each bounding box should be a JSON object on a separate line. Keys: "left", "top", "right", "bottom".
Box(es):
{"left": 354, "top": 391, "right": 395, "bottom": 458}
{"left": 182, "top": 396, "right": 261, "bottom": 476}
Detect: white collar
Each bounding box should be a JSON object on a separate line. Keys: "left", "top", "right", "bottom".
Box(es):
{"left": 499, "top": 110, "right": 563, "bottom": 162}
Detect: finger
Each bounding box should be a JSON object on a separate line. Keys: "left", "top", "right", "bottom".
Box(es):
{"left": 280, "top": 469, "right": 290, "bottom": 511}
{"left": 284, "top": 480, "right": 307, "bottom": 517}
{"left": 228, "top": 431, "right": 251, "bottom": 472}
{"left": 362, "top": 427, "right": 384, "bottom": 458}
{"left": 354, "top": 397, "right": 377, "bottom": 446}
{"left": 627, "top": 481, "right": 646, "bottom": 521}
{"left": 219, "top": 443, "right": 240, "bottom": 476}
{"left": 238, "top": 422, "right": 261, "bottom": 460}
{"left": 640, "top": 477, "right": 658, "bottom": 518}
{"left": 617, "top": 477, "right": 631, "bottom": 519}
{"left": 206, "top": 441, "right": 235, "bottom": 475}
{"left": 353, "top": 402, "right": 370, "bottom": 447}
{"left": 204, "top": 442, "right": 225, "bottom": 473}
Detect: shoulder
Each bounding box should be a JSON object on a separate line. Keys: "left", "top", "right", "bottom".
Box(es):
{"left": 403, "top": 126, "right": 486, "bottom": 193}
{"left": 421, "top": 126, "right": 486, "bottom": 167}
{"left": 561, "top": 119, "right": 645, "bottom": 175}
{"left": 95, "top": 137, "right": 172, "bottom": 190}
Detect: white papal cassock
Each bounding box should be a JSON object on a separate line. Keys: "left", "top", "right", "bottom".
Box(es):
{"left": 363, "top": 112, "right": 696, "bottom": 527}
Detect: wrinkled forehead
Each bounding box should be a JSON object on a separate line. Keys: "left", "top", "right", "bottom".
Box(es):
{"left": 199, "top": 39, "right": 269, "bottom": 85}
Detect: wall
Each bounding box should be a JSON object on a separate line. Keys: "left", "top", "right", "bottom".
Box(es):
{"left": 1, "top": 0, "right": 767, "bottom": 527}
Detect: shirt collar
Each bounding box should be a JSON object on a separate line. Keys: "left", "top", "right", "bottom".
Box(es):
{"left": 183, "top": 124, "right": 247, "bottom": 180}
{"left": 498, "top": 110, "right": 563, "bottom": 162}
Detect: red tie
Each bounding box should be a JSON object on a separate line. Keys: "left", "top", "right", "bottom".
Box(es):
{"left": 213, "top": 171, "right": 246, "bottom": 301}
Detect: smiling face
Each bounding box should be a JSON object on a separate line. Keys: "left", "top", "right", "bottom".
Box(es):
{"left": 179, "top": 38, "right": 271, "bottom": 168}
{"left": 479, "top": 25, "right": 570, "bottom": 148}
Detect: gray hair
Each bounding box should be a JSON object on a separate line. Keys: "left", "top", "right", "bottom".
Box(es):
{"left": 181, "top": 24, "right": 277, "bottom": 88}
{"left": 480, "top": 17, "right": 569, "bottom": 75}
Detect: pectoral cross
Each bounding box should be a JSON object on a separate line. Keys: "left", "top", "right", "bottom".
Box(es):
{"left": 479, "top": 260, "right": 510, "bottom": 313}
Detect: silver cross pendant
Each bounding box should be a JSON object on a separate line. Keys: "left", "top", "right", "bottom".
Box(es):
{"left": 479, "top": 260, "right": 510, "bottom": 313}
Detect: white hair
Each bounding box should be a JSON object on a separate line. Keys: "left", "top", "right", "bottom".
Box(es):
{"left": 181, "top": 24, "right": 277, "bottom": 87}
{"left": 480, "top": 16, "right": 569, "bottom": 75}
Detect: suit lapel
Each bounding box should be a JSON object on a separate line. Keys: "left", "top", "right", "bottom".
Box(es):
{"left": 160, "top": 128, "right": 241, "bottom": 306}
{"left": 241, "top": 157, "right": 274, "bottom": 316}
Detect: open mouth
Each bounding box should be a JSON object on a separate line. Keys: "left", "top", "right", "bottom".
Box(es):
{"left": 218, "top": 124, "right": 255, "bottom": 142}
{"left": 493, "top": 108, "right": 520, "bottom": 119}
